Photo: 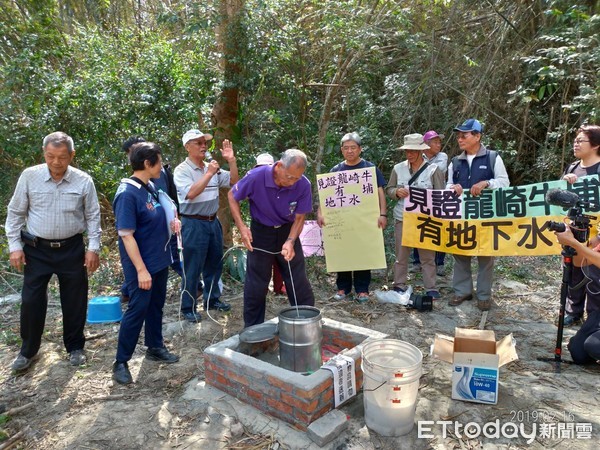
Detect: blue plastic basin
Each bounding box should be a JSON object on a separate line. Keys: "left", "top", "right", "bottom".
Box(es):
{"left": 87, "top": 296, "right": 122, "bottom": 324}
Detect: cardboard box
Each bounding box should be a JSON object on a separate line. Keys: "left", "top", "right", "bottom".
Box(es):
{"left": 431, "top": 328, "right": 518, "bottom": 405}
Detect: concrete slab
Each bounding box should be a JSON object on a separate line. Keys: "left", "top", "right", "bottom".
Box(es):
{"left": 182, "top": 379, "right": 358, "bottom": 450}
{"left": 307, "top": 409, "right": 348, "bottom": 446}
{"left": 182, "top": 379, "right": 329, "bottom": 449}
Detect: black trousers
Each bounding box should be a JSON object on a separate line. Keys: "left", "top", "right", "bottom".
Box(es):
{"left": 20, "top": 236, "right": 88, "bottom": 358}
{"left": 568, "top": 309, "right": 600, "bottom": 364}
{"left": 566, "top": 265, "right": 600, "bottom": 317}
{"left": 336, "top": 270, "right": 371, "bottom": 294}
{"left": 244, "top": 221, "right": 315, "bottom": 328}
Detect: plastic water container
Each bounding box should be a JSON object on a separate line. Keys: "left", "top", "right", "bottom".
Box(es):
{"left": 361, "top": 339, "right": 423, "bottom": 436}
{"left": 87, "top": 296, "right": 122, "bottom": 324}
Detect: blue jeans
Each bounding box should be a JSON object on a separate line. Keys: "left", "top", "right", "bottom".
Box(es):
{"left": 116, "top": 267, "right": 168, "bottom": 362}
{"left": 568, "top": 310, "right": 600, "bottom": 364}
{"left": 566, "top": 265, "right": 600, "bottom": 317}
{"left": 180, "top": 217, "right": 223, "bottom": 314}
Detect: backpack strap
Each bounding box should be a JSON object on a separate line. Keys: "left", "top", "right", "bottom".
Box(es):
{"left": 566, "top": 161, "right": 580, "bottom": 174}
{"left": 487, "top": 150, "right": 498, "bottom": 173}
{"left": 408, "top": 162, "right": 430, "bottom": 186}
{"left": 163, "top": 164, "right": 180, "bottom": 211}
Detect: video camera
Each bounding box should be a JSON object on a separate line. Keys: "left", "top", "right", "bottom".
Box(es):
{"left": 408, "top": 293, "right": 433, "bottom": 312}
{"left": 545, "top": 188, "right": 596, "bottom": 243}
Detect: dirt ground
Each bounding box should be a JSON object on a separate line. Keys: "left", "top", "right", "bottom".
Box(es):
{"left": 1, "top": 254, "right": 599, "bottom": 449}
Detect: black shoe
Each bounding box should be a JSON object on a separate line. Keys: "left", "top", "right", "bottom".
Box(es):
{"left": 69, "top": 349, "right": 86, "bottom": 366}
{"left": 11, "top": 354, "right": 33, "bottom": 372}
{"left": 183, "top": 311, "right": 202, "bottom": 323}
{"left": 146, "top": 347, "right": 179, "bottom": 364}
{"left": 204, "top": 300, "right": 231, "bottom": 312}
{"left": 112, "top": 362, "right": 133, "bottom": 385}
{"left": 563, "top": 314, "right": 583, "bottom": 327}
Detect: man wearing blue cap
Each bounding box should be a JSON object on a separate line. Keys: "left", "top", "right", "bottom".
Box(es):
{"left": 446, "top": 119, "right": 510, "bottom": 311}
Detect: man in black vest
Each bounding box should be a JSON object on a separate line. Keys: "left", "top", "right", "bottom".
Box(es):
{"left": 446, "top": 119, "right": 510, "bottom": 311}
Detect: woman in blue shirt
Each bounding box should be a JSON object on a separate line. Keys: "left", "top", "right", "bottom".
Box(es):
{"left": 112, "top": 142, "right": 181, "bottom": 385}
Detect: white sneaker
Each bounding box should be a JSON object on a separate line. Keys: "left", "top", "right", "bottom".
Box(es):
{"left": 333, "top": 290, "right": 348, "bottom": 301}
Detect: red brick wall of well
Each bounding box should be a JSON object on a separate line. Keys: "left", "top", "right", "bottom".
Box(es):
{"left": 204, "top": 351, "right": 364, "bottom": 430}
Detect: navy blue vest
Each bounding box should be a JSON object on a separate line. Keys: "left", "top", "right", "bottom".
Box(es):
{"left": 452, "top": 151, "right": 496, "bottom": 188}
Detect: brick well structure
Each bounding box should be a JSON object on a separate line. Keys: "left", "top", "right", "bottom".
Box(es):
{"left": 204, "top": 317, "right": 387, "bottom": 430}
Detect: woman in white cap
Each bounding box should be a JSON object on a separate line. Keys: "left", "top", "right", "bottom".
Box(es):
{"left": 386, "top": 133, "right": 445, "bottom": 300}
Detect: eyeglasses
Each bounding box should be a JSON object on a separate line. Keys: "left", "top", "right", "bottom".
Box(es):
{"left": 341, "top": 145, "right": 359, "bottom": 151}
{"left": 456, "top": 132, "right": 472, "bottom": 140}
{"left": 574, "top": 138, "right": 590, "bottom": 144}
{"left": 188, "top": 139, "right": 209, "bottom": 146}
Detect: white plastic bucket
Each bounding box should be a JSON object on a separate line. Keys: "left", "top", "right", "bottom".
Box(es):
{"left": 361, "top": 339, "right": 423, "bottom": 436}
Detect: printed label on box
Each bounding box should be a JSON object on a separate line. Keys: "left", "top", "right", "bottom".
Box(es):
{"left": 452, "top": 365, "right": 498, "bottom": 404}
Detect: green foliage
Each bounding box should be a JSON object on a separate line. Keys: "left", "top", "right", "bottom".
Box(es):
{"left": 0, "top": 329, "right": 21, "bottom": 347}
{"left": 0, "top": 14, "right": 219, "bottom": 211}
{"left": 1, "top": 0, "right": 599, "bottom": 259}
{"left": 508, "top": 2, "right": 599, "bottom": 178}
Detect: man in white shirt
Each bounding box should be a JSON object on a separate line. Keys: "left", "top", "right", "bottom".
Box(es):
{"left": 5, "top": 131, "right": 101, "bottom": 372}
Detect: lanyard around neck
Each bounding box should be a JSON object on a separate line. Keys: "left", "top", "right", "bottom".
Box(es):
{"left": 130, "top": 176, "right": 159, "bottom": 203}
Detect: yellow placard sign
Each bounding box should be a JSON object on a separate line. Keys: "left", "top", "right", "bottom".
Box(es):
{"left": 317, "top": 167, "right": 386, "bottom": 272}
{"left": 402, "top": 213, "right": 568, "bottom": 256}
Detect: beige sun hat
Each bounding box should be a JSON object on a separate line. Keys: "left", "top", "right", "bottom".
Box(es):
{"left": 399, "top": 133, "right": 430, "bottom": 150}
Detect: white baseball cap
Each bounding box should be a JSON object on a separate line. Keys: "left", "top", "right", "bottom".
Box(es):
{"left": 255, "top": 153, "right": 275, "bottom": 166}
{"left": 182, "top": 129, "right": 213, "bottom": 146}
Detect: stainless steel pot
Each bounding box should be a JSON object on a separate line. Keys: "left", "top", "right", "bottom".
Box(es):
{"left": 278, "top": 306, "right": 323, "bottom": 373}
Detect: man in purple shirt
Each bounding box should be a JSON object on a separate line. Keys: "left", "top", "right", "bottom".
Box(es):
{"left": 228, "top": 149, "right": 315, "bottom": 328}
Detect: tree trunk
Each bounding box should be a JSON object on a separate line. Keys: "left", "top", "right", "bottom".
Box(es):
{"left": 211, "top": 0, "right": 245, "bottom": 247}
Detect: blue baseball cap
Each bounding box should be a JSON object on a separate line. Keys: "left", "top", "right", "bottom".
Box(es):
{"left": 453, "top": 119, "right": 483, "bottom": 133}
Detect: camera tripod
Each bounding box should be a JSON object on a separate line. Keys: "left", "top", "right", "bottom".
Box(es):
{"left": 538, "top": 244, "right": 578, "bottom": 367}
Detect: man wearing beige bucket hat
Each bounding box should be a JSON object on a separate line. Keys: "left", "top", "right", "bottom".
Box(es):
{"left": 386, "top": 133, "right": 445, "bottom": 300}
{"left": 412, "top": 130, "right": 449, "bottom": 277}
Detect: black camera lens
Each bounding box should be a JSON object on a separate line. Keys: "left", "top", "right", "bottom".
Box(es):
{"left": 408, "top": 294, "right": 433, "bottom": 311}
{"left": 546, "top": 221, "right": 566, "bottom": 232}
